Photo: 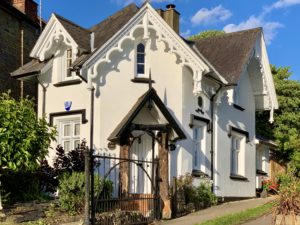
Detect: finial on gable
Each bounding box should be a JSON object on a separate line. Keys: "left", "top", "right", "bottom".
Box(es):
{"left": 148, "top": 69, "right": 152, "bottom": 90}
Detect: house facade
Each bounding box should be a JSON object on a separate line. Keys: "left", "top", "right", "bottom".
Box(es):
{"left": 0, "top": 0, "right": 40, "bottom": 99}
{"left": 12, "top": 2, "right": 278, "bottom": 218}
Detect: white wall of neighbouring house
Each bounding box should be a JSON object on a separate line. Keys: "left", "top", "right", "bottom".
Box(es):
{"left": 214, "top": 69, "right": 256, "bottom": 198}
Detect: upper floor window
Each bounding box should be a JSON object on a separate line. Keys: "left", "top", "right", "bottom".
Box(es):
{"left": 136, "top": 43, "right": 145, "bottom": 77}
{"left": 66, "top": 49, "right": 73, "bottom": 79}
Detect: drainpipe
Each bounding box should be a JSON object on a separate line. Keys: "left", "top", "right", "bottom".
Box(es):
{"left": 37, "top": 76, "right": 47, "bottom": 116}
{"left": 210, "top": 85, "right": 222, "bottom": 192}
{"left": 20, "top": 22, "right": 24, "bottom": 99}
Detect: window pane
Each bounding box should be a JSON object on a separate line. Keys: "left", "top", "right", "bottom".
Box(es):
{"left": 66, "top": 69, "right": 72, "bottom": 77}
{"left": 74, "top": 123, "right": 80, "bottom": 136}
{"left": 74, "top": 140, "right": 80, "bottom": 149}
{"left": 137, "top": 64, "right": 145, "bottom": 74}
{"left": 137, "top": 53, "right": 145, "bottom": 63}
{"left": 64, "top": 141, "right": 71, "bottom": 152}
{"left": 137, "top": 43, "right": 145, "bottom": 53}
{"left": 64, "top": 124, "right": 71, "bottom": 136}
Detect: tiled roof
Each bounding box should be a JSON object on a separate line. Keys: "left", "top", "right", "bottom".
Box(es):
{"left": 193, "top": 28, "right": 262, "bottom": 84}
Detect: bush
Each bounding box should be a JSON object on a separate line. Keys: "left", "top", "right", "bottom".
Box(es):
{"left": 58, "top": 172, "right": 113, "bottom": 215}
{"left": 175, "top": 174, "right": 217, "bottom": 209}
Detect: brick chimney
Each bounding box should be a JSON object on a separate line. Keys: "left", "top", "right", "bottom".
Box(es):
{"left": 157, "top": 4, "right": 180, "bottom": 34}
{"left": 11, "top": 0, "right": 38, "bottom": 22}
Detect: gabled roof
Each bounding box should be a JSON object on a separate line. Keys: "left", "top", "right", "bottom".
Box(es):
{"left": 193, "top": 28, "right": 262, "bottom": 84}
{"left": 108, "top": 88, "right": 186, "bottom": 143}
{"left": 55, "top": 14, "right": 90, "bottom": 51}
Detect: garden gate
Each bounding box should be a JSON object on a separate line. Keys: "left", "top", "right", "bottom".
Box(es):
{"left": 90, "top": 133, "right": 161, "bottom": 225}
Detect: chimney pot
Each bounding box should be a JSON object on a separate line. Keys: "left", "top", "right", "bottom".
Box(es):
{"left": 166, "top": 4, "right": 176, "bottom": 10}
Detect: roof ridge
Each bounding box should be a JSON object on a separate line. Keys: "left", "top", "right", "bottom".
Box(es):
{"left": 193, "top": 27, "right": 262, "bottom": 42}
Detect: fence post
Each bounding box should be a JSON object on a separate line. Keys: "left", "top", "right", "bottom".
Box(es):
{"left": 83, "top": 139, "right": 91, "bottom": 225}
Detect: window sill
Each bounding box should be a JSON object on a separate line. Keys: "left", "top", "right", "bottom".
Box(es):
{"left": 53, "top": 79, "right": 82, "bottom": 87}
{"left": 192, "top": 169, "right": 209, "bottom": 178}
{"left": 256, "top": 169, "right": 268, "bottom": 176}
{"left": 230, "top": 174, "right": 249, "bottom": 181}
{"left": 131, "top": 78, "right": 155, "bottom": 84}
{"left": 233, "top": 104, "right": 245, "bottom": 111}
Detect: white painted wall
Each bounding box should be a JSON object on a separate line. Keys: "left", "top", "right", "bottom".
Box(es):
{"left": 214, "top": 69, "right": 256, "bottom": 198}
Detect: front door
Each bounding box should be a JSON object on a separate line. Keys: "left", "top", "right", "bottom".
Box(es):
{"left": 129, "top": 132, "right": 154, "bottom": 194}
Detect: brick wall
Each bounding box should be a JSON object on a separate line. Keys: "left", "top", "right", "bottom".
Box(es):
{"left": 0, "top": 4, "right": 39, "bottom": 100}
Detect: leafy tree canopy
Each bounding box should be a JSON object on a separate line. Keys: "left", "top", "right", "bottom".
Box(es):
{"left": 0, "top": 92, "right": 56, "bottom": 171}
{"left": 188, "top": 30, "right": 225, "bottom": 41}
{"left": 256, "top": 65, "right": 300, "bottom": 166}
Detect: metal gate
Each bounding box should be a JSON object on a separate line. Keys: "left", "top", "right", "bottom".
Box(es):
{"left": 91, "top": 133, "right": 161, "bottom": 225}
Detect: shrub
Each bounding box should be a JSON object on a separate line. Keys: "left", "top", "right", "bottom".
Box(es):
{"left": 58, "top": 172, "right": 113, "bottom": 215}
{"left": 194, "top": 181, "right": 218, "bottom": 207}
{"left": 175, "top": 174, "right": 217, "bottom": 208}
{"left": 273, "top": 170, "right": 300, "bottom": 223}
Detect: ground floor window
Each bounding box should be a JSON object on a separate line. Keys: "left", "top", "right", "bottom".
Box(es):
{"left": 231, "top": 132, "right": 246, "bottom": 176}
{"left": 193, "top": 122, "right": 206, "bottom": 171}
{"left": 56, "top": 117, "right": 81, "bottom": 152}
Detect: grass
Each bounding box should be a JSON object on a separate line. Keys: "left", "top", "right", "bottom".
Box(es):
{"left": 197, "top": 202, "right": 274, "bottom": 225}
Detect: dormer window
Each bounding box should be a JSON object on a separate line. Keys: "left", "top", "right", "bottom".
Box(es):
{"left": 66, "top": 48, "right": 73, "bottom": 79}
{"left": 136, "top": 43, "right": 145, "bottom": 77}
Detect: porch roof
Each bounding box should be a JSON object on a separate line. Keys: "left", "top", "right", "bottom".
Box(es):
{"left": 108, "top": 88, "right": 186, "bottom": 143}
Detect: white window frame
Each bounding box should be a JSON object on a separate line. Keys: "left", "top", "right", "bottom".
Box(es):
{"left": 60, "top": 47, "right": 75, "bottom": 82}
{"left": 55, "top": 116, "right": 81, "bottom": 152}
{"left": 231, "top": 131, "right": 246, "bottom": 176}
{"left": 193, "top": 121, "right": 207, "bottom": 172}
{"left": 135, "top": 41, "right": 147, "bottom": 78}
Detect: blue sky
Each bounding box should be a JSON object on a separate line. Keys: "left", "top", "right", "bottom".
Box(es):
{"left": 39, "top": 0, "right": 300, "bottom": 80}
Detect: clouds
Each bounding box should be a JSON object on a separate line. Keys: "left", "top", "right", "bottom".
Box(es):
{"left": 191, "top": 5, "right": 232, "bottom": 26}
{"left": 223, "top": 15, "right": 283, "bottom": 44}
{"left": 269, "top": 0, "right": 300, "bottom": 9}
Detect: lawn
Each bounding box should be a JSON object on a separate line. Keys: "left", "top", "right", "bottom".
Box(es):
{"left": 197, "top": 202, "right": 274, "bottom": 225}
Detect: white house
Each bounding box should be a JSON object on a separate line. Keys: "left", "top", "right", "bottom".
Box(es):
{"left": 12, "top": 2, "right": 278, "bottom": 218}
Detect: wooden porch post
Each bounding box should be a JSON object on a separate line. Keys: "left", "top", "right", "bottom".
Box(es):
{"left": 119, "top": 142, "right": 130, "bottom": 196}
{"left": 159, "top": 133, "right": 172, "bottom": 219}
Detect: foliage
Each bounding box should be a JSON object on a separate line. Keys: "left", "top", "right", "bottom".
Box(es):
{"left": 262, "top": 178, "right": 279, "bottom": 193}
{"left": 1, "top": 169, "right": 51, "bottom": 204}
{"left": 273, "top": 170, "right": 300, "bottom": 222}
{"left": 176, "top": 174, "right": 217, "bottom": 207}
{"left": 53, "top": 145, "right": 85, "bottom": 175}
{"left": 256, "top": 65, "right": 300, "bottom": 167}
{"left": 198, "top": 202, "right": 274, "bottom": 225}
{"left": 58, "top": 172, "right": 113, "bottom": 215}
{"left": 194, "top": 182, "right": 218, "bottom": 207}
{"left": 188, "top": 30, "right": 225, "bottom": 41}
{"left": 0, "top": 92, "right": 56, "bottom": 171}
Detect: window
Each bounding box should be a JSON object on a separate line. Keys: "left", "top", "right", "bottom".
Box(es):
{"left": 66, "top": 49, "right": 73, "bottom": 79}
{"left": 231, "top": 133, "right": 245, "bottom": 176}
{"left": 193, "top": 124, "right": 206, "bottom": 171}
{"left": 57, "top": 117, "right": 80, "bottom": 152}
{"left": 136, "top": 43, "right": 145, "bottom": 76}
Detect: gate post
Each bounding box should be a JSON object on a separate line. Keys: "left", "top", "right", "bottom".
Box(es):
{"left": 83, "top": 140, "right": 91, "bottom": 225}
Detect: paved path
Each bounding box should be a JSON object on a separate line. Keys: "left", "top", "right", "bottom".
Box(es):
{"left": 161, "top": 196, "right": 275, "bottom": 225}
{"left": 242, "top": 213, "right": 272, "bottom": 225}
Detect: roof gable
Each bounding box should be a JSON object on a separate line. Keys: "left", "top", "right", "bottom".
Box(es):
{"left": 84, "top": 2, "right": 221, "bottom": 86}
{"left": 30, "top": 14, "right": 79, "bottom": 61}
{"left": 108, "top": 88, "right": 186, "bottom": 143}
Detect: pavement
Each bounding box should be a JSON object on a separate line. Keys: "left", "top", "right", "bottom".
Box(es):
{"left": 160, "top": 196, "right": 275, "bottom": 225}
{"left": 242, "top": 213, "right": 272, "bottom": 225}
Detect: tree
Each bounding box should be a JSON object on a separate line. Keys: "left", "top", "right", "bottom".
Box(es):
{"left": 0, "top": 92, "right": 56, "bottom": 171}
{"left": 256, "top": 66, "right": 300, "bottom": 166}
{"left": 188, "top": 30, "right": 225, "bottom": 41}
